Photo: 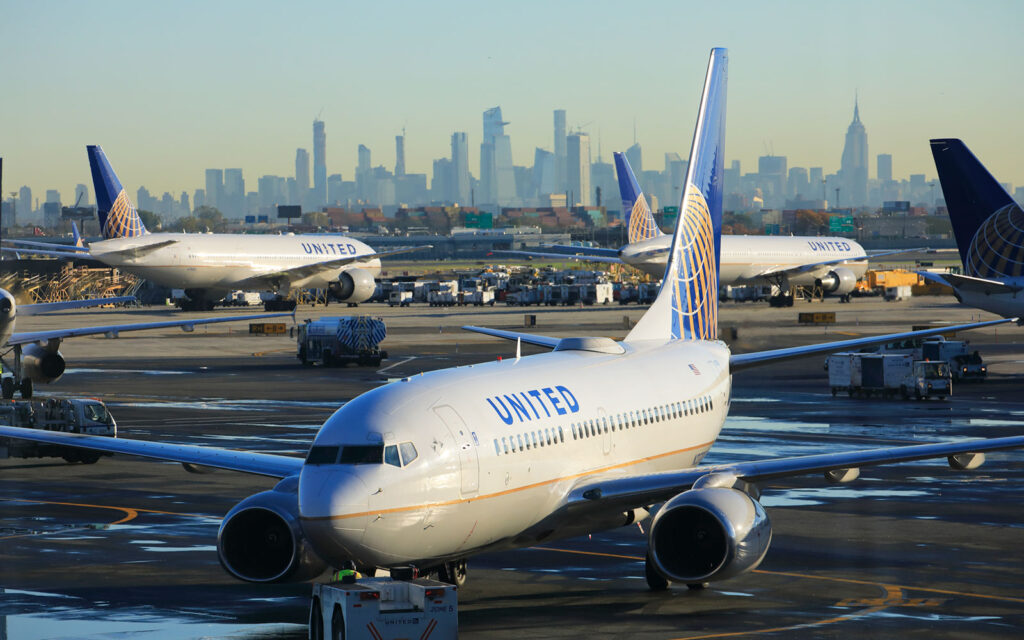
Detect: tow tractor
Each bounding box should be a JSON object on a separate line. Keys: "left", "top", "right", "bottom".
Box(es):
{"left": 310, "top": 571, "right": 457, "bottom": 640}
{"left": 0, "top": 397, "right": 116, "bottom": 463}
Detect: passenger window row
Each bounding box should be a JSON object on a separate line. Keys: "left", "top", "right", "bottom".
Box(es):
{"left": 491, "top": 394, "right": 716, "bottom": 456}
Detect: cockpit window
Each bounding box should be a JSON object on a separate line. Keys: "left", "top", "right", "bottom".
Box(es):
{"left": 339, "top": 445, "right": 384, "bottom": 464}
{"left": 399, "top": 442, "right": 418, "bottom": 465}
{"left": 384, "top": 444, "right": 401, "bottom": 467}
{"left": 306, "top": 445, "right": 340, "bottom": 465}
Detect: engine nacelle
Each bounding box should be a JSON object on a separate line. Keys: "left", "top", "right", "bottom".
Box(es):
{"left": 331, "top": 268, "right": 376, "bottom": 302}
{"left": 217, "top": 476, "right": 328, "bottom": 583}
{"left": 21, "top": 343, "right": 66, "bottom": 384}
{"left": 815, "top": 267, "right": 857, "bottom": 295}
{"left": 648, "top": 487, "right": 771, "bottom": 584}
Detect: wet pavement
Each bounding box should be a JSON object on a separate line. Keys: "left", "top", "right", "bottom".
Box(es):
{"left": 2, "top": 298, "right": 1024, "bottom": 638}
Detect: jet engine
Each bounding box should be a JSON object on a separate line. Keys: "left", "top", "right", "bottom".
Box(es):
{"left": 330, "top": 268, "right": 376, "bottom": 303}
{"left": 647, "top": 486, "right": 771, "bottom": 584}
{"left": 21, "top": 343, "right": 66, "bottom": 384}
{"left": 815, "top": 267, "right": 857, "bottom": 296}
{"left": 218, "top": 477, "right": 328, "bottom": 583}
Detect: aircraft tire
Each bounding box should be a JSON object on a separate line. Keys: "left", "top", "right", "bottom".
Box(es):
{"left": 644, "top": 552, "right": 669, "bottom": 591}
{"left": 19, "top": 378, "right": 32, "bottom": 399}
{"left": 438, "top": 559, "right": 467, "bottom": 587}
{"left": 1, "top": 377, "right": 13, "bottom": 399}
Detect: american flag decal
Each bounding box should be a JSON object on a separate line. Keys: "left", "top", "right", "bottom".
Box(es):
{"left": 689, "top": 363, "right": 701, "bottom": 375}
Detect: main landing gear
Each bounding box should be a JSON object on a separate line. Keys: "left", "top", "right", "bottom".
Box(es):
{"left": 437, "top": 559, "right": 468, "bottom": 587}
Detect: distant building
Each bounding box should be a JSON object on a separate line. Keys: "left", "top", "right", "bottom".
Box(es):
{"left": 193, "top": 188, "right": 205, "bottom": 210}
{"left": 553, "top": 109, "right": 567, "bottom": 192}
{"left": 74, "top": 184, "right": 89, "bottom": 207}
{"left": 313, "top": 119, "right": 327, "bottom": 207}
{"left": 625, "top": 142, "right": 643, "bottom": 175}
{"left": 840, "top": 99, "right": 869, "bottom": 207}
{"left": 450, "top": 132, "right": 470, "bottom": 205}
{"left": 758, "top": 155, "right": 787, "bottom": 209}
{"left": 223, "top": 168, "right": 245, "bottom": 218}
{"left": 532, "top": 148, "right": 555, "bottom": 198}
{"left": 18, "top": 186, "right": 32, "bottom": 222}
{"left": 787, "top": 167, "right": 809, "bottom": 199}
{"left": 479, "top": 107, "right": 515, "bottom": 206}
{"left": 877, "top": 153, "right": 893, "bottom": 182}
{"left": 205, "top": 169, "right": 223, "bottom": 210}
{"left": 295, "top": 148, "right": 310, "bottom": 207}
{"left": 395, "top": 134, "right": 406, "bottom": 177}
{"left": 567, "top": 132, "right": 591, "bottom": 206}
{"left": 356, "top": 144, "right": 372, "bottom": 202}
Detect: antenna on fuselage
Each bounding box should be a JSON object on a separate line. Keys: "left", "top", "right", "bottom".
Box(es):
{"left": 515, "top": 337, "right": 521, "bottom": 362}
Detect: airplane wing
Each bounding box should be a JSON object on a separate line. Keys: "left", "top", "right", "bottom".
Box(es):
{"left": 535, "top": 245, "right": 621, "bottom": 259}
{"left": 461, "top": 325, "right": 561, "bottom": 349}
{"left": 563, "top": 435, "right": 1024, "bottom": 517}
{"left": 495, "top": 250, "right": 624, "bottom": 265}
{"left": 9, "top": 311, "right": 292, "bottom": 346}
{"left": 241, "top": 246, "right": 432, "bottom": 289}
{"left": 94, "top": 239, "right": 179, "bottom": 259}
{"left": 866, "top": 247, "right": 928, "bottom": 258}
{"left": 729, "top": 317, "right": 1015, "bottom": 371}
{"left": 1, "top": 246, "right": 95, "bottom": 260}
{"left": 744, "top": 255, "right": 869, "bottom": 279}
{"left": 2, "top": 239, "right": 90, "bottom": 252}
{"left": 0, "top": 425, "right": 302, "bottom": 478}
{"left": 19, "top": 297, "right": 136, "bottom": 316}
{"left": 919, "top": 271, "right": 1022, "bottom": 295}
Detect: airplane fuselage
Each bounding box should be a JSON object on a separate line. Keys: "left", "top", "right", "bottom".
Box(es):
{"left": 955, "top": 284, "right": 1024, "bottom": 319}
{"left": 620, "top": 235, "right": 868, "bottom": 285}
{"left": 298, "top": 338, "right": 732, "bottom": 567}
{"left": 88, "top": 233, "right": 381, "bottom": 295}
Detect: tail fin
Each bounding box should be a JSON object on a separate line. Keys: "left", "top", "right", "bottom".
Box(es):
{"left": 930, "top": 138, "right": 1022, "bottom": 278}
{"left": 615, "top": 152, "right": 663, "bottom": 243}
{"left": 71, "top": 221, "right": 84, "bottom": 248}
{"left": 625, "top": 48, "right": 727, "bottom": 343}
{"left": 87, "top": 145, "right": 148, "bottom": 239}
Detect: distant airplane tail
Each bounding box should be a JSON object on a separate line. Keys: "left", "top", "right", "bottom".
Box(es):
{"left": 614, "top": 152, "right": 663, "bottom": 243}
{"left": 626, "top": 48, "right": 727, "bottom": 343}
{"left": 87, "top": 145, "right": 148, "bottom": 239}
{"left": 931, "top": 138, "right": 1023, "bottom": 278}
{"left": 71, "top": 221, "right": 84, "bottom": 248}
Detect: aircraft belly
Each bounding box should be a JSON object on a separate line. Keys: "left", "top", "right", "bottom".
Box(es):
{"left": 958, "top": 289, "right": 1023, "bottom": 319}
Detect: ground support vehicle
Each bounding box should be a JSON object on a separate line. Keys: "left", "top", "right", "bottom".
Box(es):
{"left": 310, "top": 576, "right": 457, "bottom": 640}
{"left": 827, "top": 353, "right": 952, "bottom": 399}
{"left": 298, "top": 316, "right": 388, "bottom": 367}
{"left": 388, "top": 290, "right": 412, "bottom": 307}
{"left": 922, "top": 338, "right": 986, "bottom": 381}
{"left": 0, "top": 398, "right": 115, "bottom": 463}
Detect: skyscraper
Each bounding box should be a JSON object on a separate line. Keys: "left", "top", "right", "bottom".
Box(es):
{"left": 395, "top": 134, "right": 406, "bottom": 177}
{"left": 450, "top": 132, "right": 470, "bottom": 204}
{"left": 567, "top": 132, "right": 591, "bottom": 206}
{"left": 205, "top": 169, "right": 223, "bottom": 210}
{"left": 295, "top": 148, "right": 310, "bottom": 192}
{"left": 553, "top": 109, "right": 566, "bottom": 193}
{"left": 223, "top": 169, "right": 244, "bottom": 218}
{"left": 840, "top": 99, "right": 868, "bottom": 207}
{"left": 877, "top": 153, "right": 893, "bottom": 182}
{"left": 17, "top": 186, "right": 31, "bottom": 221}
{"left": 74, "top": 184, "right": 89, "bottom": 207}
{"left": 356, "top": 144, "right": 372, "bottom": 202}
{"left": 625, "top": 142, "right": 643, "bottom": 175}
{"left": 312, "top": 119, "right": 327, "bottom": 206}
{"left": 758, "top": 155, "right": 787, "bottom": 208}
{"left": 480, "top": 107, "right": 515, "bottom": 205}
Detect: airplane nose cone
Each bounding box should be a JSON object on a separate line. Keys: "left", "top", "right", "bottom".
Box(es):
{"left": 299, "top": 467, "right": 372, "bottom": 564}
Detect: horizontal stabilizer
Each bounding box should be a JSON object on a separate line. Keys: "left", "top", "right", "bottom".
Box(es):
{"left": 461, "top": 325, "right": 561, "bottom": 349}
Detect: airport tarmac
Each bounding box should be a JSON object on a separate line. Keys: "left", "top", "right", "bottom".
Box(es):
{"left": 2, "top": 295, "right": 1024, "bottom": 639}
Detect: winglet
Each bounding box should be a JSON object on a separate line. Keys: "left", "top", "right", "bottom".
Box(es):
{"left": 87, "top": 145, "right": 148, "bottom": 239}
{"left": 625, "top": 48, "right": 727, "bottom": 343}
{"left": 615, "top": 152, "right": 662, "bottom": 243}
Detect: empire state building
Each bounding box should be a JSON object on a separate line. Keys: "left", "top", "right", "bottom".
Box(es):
{"left": 840, "top": 99, "right": 868, "bottom": 207}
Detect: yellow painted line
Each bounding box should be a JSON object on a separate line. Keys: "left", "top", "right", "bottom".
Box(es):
{"left": 253, "top": 348, "right": 294, "bottom": 357}
{"left": 304, "top": 441, "right": 715, "bottom": 522}
{"left": 0, "top": 498, "right": 210, "bottom": 540}
{"left": 834, "top": 331, "right": 862, "bottom": 336}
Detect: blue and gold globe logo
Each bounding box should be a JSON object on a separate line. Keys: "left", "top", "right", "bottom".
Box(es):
{"left": 966, "top": 202, "right": 1024, "bottom": 279}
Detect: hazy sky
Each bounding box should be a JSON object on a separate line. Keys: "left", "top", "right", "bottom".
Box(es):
{"left": 3, "top": 0, "right": 1022, "bottom": 201}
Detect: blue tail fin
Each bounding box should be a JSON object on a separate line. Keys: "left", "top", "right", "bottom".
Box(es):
{"left": 626, "top": 48, "right": 727, "bottom": 343}
{"left": 931, "top": 138, "right": 1022, "bottom": 278}
{"left": 615, "top": 152, "right": 663, "bottom": 243}
{"left": 71, "top": 221, "right": 84, "bottom": 248}
{"left": 87, "top": 145, "right": 148, "bottom": 239}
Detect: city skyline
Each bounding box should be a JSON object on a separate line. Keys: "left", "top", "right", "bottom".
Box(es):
{"left": 3, "top": 0, "right": 1022, "bottom": 200}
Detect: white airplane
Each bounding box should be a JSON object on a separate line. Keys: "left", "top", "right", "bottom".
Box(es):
{"left": 2, "top": 49, "right": 1022, "bottom": 598}
{"left": 511, "top": 151, "right": 875, "bottom": 303}
{"left": 921, "top": 138, "right": 1024, "bottom": 318}
{"left": 3, "top": 147, "right": 427, "bottom": 311}
{"left": 0, "top": 288, "right": 290, "bottom": 399}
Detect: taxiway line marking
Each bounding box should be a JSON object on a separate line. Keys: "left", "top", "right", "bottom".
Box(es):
{"left": 376, "top": 356, "right": 417, "bottom": 375}
{"left": 253, "top": 348, "right": 294, "bottom": 357}
{"left": 530, "top": 546, "right": 1024, "bottom": 605}
{"left": 0, "top": 498, "right": 212, "bottom": 539}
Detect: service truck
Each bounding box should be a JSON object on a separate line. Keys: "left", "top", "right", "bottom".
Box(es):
{"left": 922, "top": 338, "right": 986, "bottom": 381}
{"left": 0, "top": 398, "right": 116, "bottom": 463}
{"left": 827, "top": 352, "right": 952, "bottom": 399}
{"left": 310, "top": 575, "right": 457, "bottom": 640}
{"left": 298, "top": 316, "right": 388, "bottom": 367}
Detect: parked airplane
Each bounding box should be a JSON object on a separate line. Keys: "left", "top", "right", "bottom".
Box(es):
{"left": 3, "top": 146, "right": 426, "bottom": 311}
{"left": 510, "top": 152, "right": 874, "bottom": 303}
{"left": 2, "top": 49, "right": 1021, "bottom": 597}
{"left": 0, "top": 287, "right": 289, "bottom": 398}
{"left": 921, "top": 138, "right": 1024, "bottom": 318}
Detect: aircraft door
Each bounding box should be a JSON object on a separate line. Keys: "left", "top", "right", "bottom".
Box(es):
{"left": 432, "top": 405, "right": 479, "bottom": 495}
